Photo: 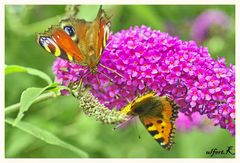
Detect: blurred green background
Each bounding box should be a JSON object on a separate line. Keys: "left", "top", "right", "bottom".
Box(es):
{"left": 5, "top": 5, "right": 235, "bottom": 158}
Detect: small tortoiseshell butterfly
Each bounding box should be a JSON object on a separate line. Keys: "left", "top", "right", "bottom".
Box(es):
{"left": 120, "top": 92, "right": 179, "bottom": 150}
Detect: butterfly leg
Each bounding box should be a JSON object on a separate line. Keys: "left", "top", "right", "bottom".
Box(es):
{"left": 95, "top": 74, "right": 101, "bottom": 86}
{"left": 69, "top": 79, "right": 83, "bottom": 97}
{"left": 97, "top": 70, "right": 114, "bottom": 83}
{"left": 71, "top": 69, "right": 92, "bottom": 97}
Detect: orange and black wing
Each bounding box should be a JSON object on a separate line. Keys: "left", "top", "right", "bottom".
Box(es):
{"left": 139, "top": 96, "right": 179, "bottom": 150}
{"left": 95, "top": 6, "right": 111, "bottom": 59}
{"left": 37, "top": 25, "right": 85, "bottom": 64}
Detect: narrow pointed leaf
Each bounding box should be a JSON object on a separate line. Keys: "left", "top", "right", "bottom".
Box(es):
{"left": 6, "top": 118, "right": 88, "bottom": 158}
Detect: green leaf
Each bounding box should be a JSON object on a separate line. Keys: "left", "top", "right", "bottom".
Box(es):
{"left": 5, "top": 65, "right": 52, "bottom": 85}
{"left": 45, "top": 82, "right": 59, "bottom": 91}
{"left": 6, "top": 118, "right": 89, "bottom": 158}
{"left": 14, "top": 85, "right": 54, "bottom": 125}
{"left": 5, "top": 83, "right": 69, "bottom": 116}
{"left": 6, "top": 129, "right": 34, "bottom": 157}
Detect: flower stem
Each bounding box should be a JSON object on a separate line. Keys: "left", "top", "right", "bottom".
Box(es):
{"left": 5, "top": 92, "right": 56, "bottom": 115}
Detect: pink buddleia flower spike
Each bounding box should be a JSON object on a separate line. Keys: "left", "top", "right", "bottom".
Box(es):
{"left": 176, "top": 112, "right": 214, "bottom": 132}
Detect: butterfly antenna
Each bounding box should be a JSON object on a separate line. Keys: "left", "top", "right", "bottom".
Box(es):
{"left": 135, "top": 90, "right": 141, "bottom": 97}
{"left": 124, "top": 97, "right": 131, "bottom": 103}
{"left": 99, "top": 63, "right": 124, "bottom": 78}
{"left": 98, "top": 70, "right": 114, "bottom": 83}
{"left": 113, "top": 115, "right": 134, "bottom": 130}
{"left": 105, "top": 40, "right": 111, "bottom": 47}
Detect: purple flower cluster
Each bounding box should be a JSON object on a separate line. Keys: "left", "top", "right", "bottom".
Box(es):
{"left": 191, "top": 10, "right": 229, "bottom": 43}
{"left": 176, "top": 112, "right": 214, "bottom": 132}
{"left": 52, "top": 25, "right": 235, "bottom": 135}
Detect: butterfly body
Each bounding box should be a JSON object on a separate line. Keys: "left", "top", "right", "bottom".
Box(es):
{"left": 37, "top": 6, "right": 110, "bottom": 74}
{"left": 120, "top": 92, "right": 179, "bottom": 150}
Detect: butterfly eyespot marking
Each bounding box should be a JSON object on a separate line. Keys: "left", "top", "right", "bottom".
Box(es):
{"left": 38, "top": 36, "right": 51, "bottom": 47}
{"left": 38, "top": 36, "right": 61, "bottom": 56}
{"left": 62, "top": 25, "right": 78, "bottom": 43}
{"left": 64, "top": 26, "right": 75, "bottom": 37}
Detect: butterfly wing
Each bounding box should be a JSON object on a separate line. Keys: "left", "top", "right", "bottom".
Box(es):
{"left": 37, "top": 6, "right": 110, "bottom": 67}
{"left": 120, "top": 92, "right": 157, "bottom": 116}
{"left": 37, "top": 24, "right": 85, "bottom": 64}
{"left": 139, "top": 96, "right": 179, "bottom": 150}
{"left": 80, "top": 6, "right": 110, "bottom": 67}
{"left": 119, "top": 93, "right": 179, "bottom": 150}
{"left": 95, "top": 6, "right": 111, "bottom": 59}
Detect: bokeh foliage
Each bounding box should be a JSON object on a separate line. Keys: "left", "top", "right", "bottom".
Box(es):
{"left": 5, "top": 5, "right": 235, "bottom": 158}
